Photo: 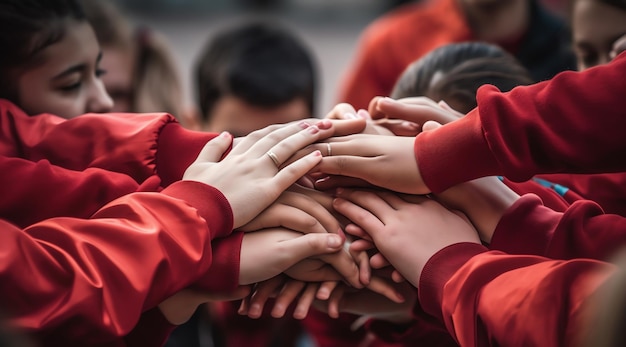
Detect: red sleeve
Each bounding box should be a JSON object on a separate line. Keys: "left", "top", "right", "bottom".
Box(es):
{"left": 537, "top": 172, "right": 626, "bottom": 216}
{"left": 414, "top": 52, "right": 626, "bottom": 193}
{"left": 0, "top": 181, "right": 234, "bottom": 345}
{"left": 490, "top": 194, "right": 626, "bottom": 261}
{"left": 0, "top": 99, "right": 216, "bottom": 186}
{"left": 419, "top": 243, "right": 615, "bottom": 347}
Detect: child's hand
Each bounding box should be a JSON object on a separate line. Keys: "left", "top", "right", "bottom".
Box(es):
{"left": 435, "top": 176, "right": 520, "bottom": 243}
{"left": 316, "top": 277, "right": 417, "bottom": 322}
{"left": 333, "top": 189, "right": 480, "bottom": 287}
{"left": 238, "top": 228, "right": 359, "bottom": 286}
{"left": 183, "top": 118, "right": 367, "bottom": 229}
{"left": 237, "top": 185, "right": 343, "bottom": 235}
{"left": 301, "top": 134, "right": 425, "bottom": 194}
{"left": 325, "top": 102, "right": 395, "bottom": 135}
{"left": 369, "top": 96, "right": 464, "bottom": 127}
{"left": 159, "top": 286, "right": 251, "bottom": 325}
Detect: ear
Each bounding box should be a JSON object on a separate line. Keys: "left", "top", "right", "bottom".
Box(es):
{"left": 178, "top": 105, "right": 204, "bottom": 131}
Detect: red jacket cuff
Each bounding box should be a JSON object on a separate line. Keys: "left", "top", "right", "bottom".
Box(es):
{"left": 490, "top": 194, "right": 561, "bottom": 255}
{"left": 414, "top": 111, "right": 500, "bottom": 193}
{"left": 195, "top": 231, "right": 243, "bottom": 291}
{"left": 156, "top": 123, "right": 217, "bottom": 187}
{"left": 419, "top": 243, "right": 488, "bottom": 322}
{"left": 161, "top": 181, "right": 233, "bottom": 239}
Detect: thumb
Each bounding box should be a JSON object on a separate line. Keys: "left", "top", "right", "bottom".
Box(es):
{"left": 281, "top": 233, "right": 344, "bottom": 265}
{"left": 195, "top": 131, "right": 233, "bottom": 162}
{"left": 422, "top": 120, "right": 443, "bottom": 132}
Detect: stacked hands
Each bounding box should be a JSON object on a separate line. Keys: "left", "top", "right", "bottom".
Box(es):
{"left": 160, "top": 98, "right": 520, "bottom": 327}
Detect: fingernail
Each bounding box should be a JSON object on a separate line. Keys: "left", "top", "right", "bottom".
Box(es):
{"left": 307, "top": 125, "right": 320, "bottom": 134}
{"left": 299, "top": 121, "right": 311, "bottom": 129}
{"left": 310, "top": 150, "right": 322, "bottom": 157}
{"left": 336, "top": 187, "right": 344, "bottom": 195}
{"left": 357, "top": 109, "right": 371, "bottom": 119}
{"left": 316, "top": 119, "right": 332, "bottom": 129}
{"left": 220, "top": 131, "right": 231, "bottom": 138}
{"left": 344, "top": 112, "right": 358, "bottom": 119}
{"left": 328, "top": 234, "right": 342, "bottom": 248}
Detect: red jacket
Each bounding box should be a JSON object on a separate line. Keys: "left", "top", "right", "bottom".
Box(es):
{"left": 0, "top": 101, "right": 242, "bottom": 346}
{"left": 338, "top": 0, "right": 575, "bottom": 109}
{"left": 409, "top": 53, "right": 626, "bottom": 345}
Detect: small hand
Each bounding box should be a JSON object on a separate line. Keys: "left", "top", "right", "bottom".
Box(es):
{"left": 333, "top": 189, "right": 480, "bottom": 287}
{"left": 158, "top": 286, "right": 251, "bottom": 325}
{"left": 238, "top": 228, "right": 352, "bottom": 285}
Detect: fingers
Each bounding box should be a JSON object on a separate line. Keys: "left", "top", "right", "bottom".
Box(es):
{"left": 238, "top": 201, "right": 330, "bottom": 234}
{"left": 333, "top": 195, "right": 389, "bottom": 235}
{"left": 376, "top": 97, "right": 460, "bottom": 125}
{"left": 271, "top": 280, "right": 307, "bottom": 318}
{"left": 370, "top": 253, "right": 391, "bottom": 269}
{"left": 318, "top": 249, "right": 362, "bottom": 288}
{"left": 422, "top": 120, "right": 443, "bottom": 132}
{"left": 325, "top": 103, "right": 358, "bottom": 120}
{"left": 277, "top": 232, "right": 344, "bottom": 269}
{"left": 366, "top": 276, "right": 405, "bottom": 303}
{"left": 293, "top": 283, "right": 319, "bottom": 320}
{"left": 316, "top": 281, "right": 339, "bottom": 300}
{"left": 246, "top": 276, "right": 286, "bottom": 318}
{"left": 194, "top": 131, "right": 233, "bottom": 162}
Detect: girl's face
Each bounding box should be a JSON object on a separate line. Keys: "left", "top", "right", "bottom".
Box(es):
{"left": 16, "top": 19, "right": 113, "bottom": 118}
{"left": 572, "top": 0, "right": 626, "bottom": 70}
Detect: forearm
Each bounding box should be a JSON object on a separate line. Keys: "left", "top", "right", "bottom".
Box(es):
{"left": 419, "top": 244, "right": 615, "bottom": 347}
{"left": 415, "top": 52, "right": 626, "bottom": 192}
{"left": 0, "top": 182, "right": 232, "bottom": 344}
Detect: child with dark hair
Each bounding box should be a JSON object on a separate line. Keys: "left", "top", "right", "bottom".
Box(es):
{"left": 391, "top": 42, "right": 534, "bottom": 113}
{"left": 191, "top": 20, "right": 316, "bottom": 137}
{"left": 79, "top": 0, "right": 185, "bottom": 117}
{"left": 0, "top": 0, "right": 113, "bottom": 118}
{"left": 0, "top": 1, "right": 373, "bottom": 345}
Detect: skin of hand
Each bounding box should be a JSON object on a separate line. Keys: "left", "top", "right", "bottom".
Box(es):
{"left": 325, "top": 102, "right": 397, "bottom": 136}
{"left": 333, "top": 189, "right": 480, "bottom": 287}
{"left": 315, "top": 277, "right": 417, "bottom": 323}
{"left": 369, "top": 96, "right": 465, "bottom": 128}
{"left": 238, "top": 228, "right": 361, "bottom": 287}
{"left": 435, "top": 176, "right": 520, "bottom": 243}
{"left": 238, "top": 275, "right": 329, "bottom": 319}
{"left": 301, "top": 133, "right": 427, "bottom": 194}
{"left": 237, "top": 184, "right": 344, "bottom": 235}
{"left": 158, "top": 286, "right": 251, "bottom": 325}
{"left": 183, "top": 118, "right": 366, "bottom": 229}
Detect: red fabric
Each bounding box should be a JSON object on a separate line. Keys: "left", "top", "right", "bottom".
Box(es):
{"left": 407, "top": 52, "right": 626, "bottom": 346}
{"left": 419, "top": 243, "right": 614, "bottom": 347}
{"left": 337, "top": 0, "right": 472, "bottom": 109}
{"left": 538, "top": 172, "right": 626, "bottom": 216}
{"left": 415, "top": 52, "right": 626, "bottom": 193}
{"left": 0, "top": 100, "right": 242, "bottom": 345}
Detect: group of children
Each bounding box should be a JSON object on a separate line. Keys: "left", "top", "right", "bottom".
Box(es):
{"left": 1, "top": 0, "right": 626, "bottom": 346}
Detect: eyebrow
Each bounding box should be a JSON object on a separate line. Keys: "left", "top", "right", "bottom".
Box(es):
{"left": 52, "top": 51, "right": 103, "bottom": 80}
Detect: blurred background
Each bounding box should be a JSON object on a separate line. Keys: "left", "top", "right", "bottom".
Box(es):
{"left": 111, "top": 0, "right": 412, "bottom": 115}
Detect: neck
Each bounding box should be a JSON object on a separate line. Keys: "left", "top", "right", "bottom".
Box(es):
{"left": 460, "top": 0, "right": 530, "bottom": 42}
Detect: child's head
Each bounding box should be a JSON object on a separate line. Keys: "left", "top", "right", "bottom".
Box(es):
{"left": 570, "top": 0, "right": 626, "bottom": 70}
{"left": 80, "top": 0, "right": 184, "bottom": 116}
{"left": 193, "top": 21, "right": 316, "bottom": 136}
{"left": 391, "top": 42, "right": 533, "bottom": 114}
{"left": 0, "top": 0, "right": 113, "bottom": 118}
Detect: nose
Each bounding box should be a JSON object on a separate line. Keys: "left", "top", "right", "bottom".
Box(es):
{"left": 86, "top": 79, "right": 114, "bottom": 113}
